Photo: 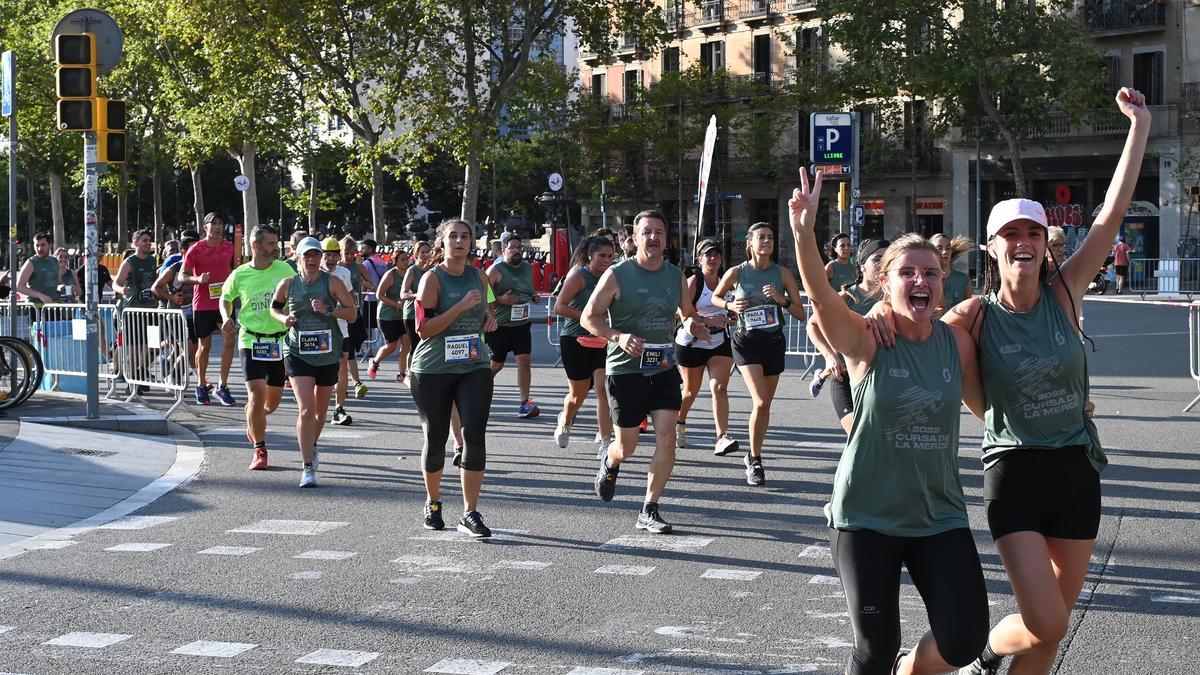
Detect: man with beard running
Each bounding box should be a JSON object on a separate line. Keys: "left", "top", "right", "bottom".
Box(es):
{"left": 486, "top": 232, "right": 541, "bottom": 417}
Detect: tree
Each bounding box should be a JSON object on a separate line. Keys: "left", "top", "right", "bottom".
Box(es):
{"left": 820, "top": 0, "right": 1110, "bottom": 196}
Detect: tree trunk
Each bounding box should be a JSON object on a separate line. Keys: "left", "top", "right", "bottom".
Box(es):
{"left": 370, "top": 156, "right": 386, "bottom": 242}
{"left": 308, "top": 162, "right": 318, "bottom": 233}
{"left": 459, "top": 138, "right": 483, "bottom": 229}
{"left": 977, "top": 75, "right": 1027, "bottom": 198}
{"left": 48, "top": 172, "right": 65, "bottom": 246}
{"left": 116, "top": 163, "right": 129, "bottom": 247}
{"left": 189, "top": 163, "right": 205, "bottom": 230}
{"left": 230, "top": 139, "right": 259, "bottom": 257}
{"left": 152, "top": 164, "right": 163, "bottom": 245}
{"left": 26, "top": 174, "right": 36, "bottom": 246}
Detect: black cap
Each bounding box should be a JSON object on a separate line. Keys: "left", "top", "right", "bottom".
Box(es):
{"left": 202, "top": 212, "right": 222, "bottom": 225}
{"left": 696, "top": 239, "right": 721, "bottom": 256}
{"left": 858, "top": 238, "right": 890, "bottom": 261}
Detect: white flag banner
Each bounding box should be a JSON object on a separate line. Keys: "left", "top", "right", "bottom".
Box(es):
{"left": 696, "top": 115, "right": 718, "bottom": 257}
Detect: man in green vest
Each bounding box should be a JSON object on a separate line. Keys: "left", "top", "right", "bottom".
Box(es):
{"left": 114, "top": 230, "right": 162, "bottom": 387}
{"left": 486, "top": 232, "right": 542, "bottom": 418}
{"left": 15, "top": 232, "right": 62, "bottom": 305}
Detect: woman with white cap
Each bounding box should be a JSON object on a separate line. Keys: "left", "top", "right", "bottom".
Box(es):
{"left": 868, "top": 89, "right": 1151, "bottom": 675}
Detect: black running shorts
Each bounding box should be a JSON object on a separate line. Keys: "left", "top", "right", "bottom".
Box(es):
{"left": 732, "top": 330, "right": 786, "bottom": 377}
{"left": 193, "top": 309, "right": 224, "bottom": 340}
{"left": 380, "top": 319, "right": 406, "bottom": 344}
{"left": 240, "top": 348, "right": 286, "bottom": 387}
{"left": 984, "top": 446, "right": 1101, "bottom": 540}
{"left": 674, "top": 338, "right": 732, "bottom": 369}
{"left": 560, "top": 335, "right": 606, "bottom": 382}
{"left": 285, "top": 355, "right": 339, "bottom": 387}
{"left": 606, "top": 369, "right": 682, "bottom": 428}
{"left": 484, "top": 323, "right": 532, "bottom": 362}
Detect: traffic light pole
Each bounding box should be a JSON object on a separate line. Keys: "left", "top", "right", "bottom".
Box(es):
{"left": 5, "top": 52, "right": 16, "bottom": 339}
{"left": 83, "top": 133, "right": 100, "bottom": 419}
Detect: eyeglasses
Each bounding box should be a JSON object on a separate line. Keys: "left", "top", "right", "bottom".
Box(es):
{"left": 887, "top": 267, "right": 942, "bottom": 281}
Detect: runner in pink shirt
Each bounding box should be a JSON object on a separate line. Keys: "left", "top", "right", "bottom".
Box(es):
{"left": 1111, "top": 236, "right": 1131, "bottom": 294}
{"left": 180, "top": 212, "right": 238, "bottom": 405}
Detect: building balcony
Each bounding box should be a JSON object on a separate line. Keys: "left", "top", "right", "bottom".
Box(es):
{"left": 695, "top": 0, "right": 731, "bottom": 31}
{"left": 663, "top": 6, "right": 690, "bottom": 32}
{"left": 1043, "top": 104, "right": 1177, "bottom": 139}
{"left": 783, "top": 0, "right": 818, "bottom": 13}
{"left": 740, "top": 0, "right": 778, "bottom": 24}
{"left": 1083, "top": 0, "right": 1166, "bottom": 36}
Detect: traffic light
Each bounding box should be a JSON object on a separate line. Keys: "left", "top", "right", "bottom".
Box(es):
{"left": 55, "top": 33, "right": 97, "bottom": 131}
{"left": 98, "top": 98, "right": 125, "bottom": 163}
{"left": 837, "top": 181, "right": 848, "bottom": 213}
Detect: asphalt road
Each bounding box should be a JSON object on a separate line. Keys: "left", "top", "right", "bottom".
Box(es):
{"left": 0, "top": 298, "right": 1196, "bottom": 674}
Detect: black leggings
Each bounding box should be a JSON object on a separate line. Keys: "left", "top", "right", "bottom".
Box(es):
{"left": 410, "top": 369, "right": 493, "bottom": 472}
{"left": 830, "top": 527, "right": 989, "bottom": 674}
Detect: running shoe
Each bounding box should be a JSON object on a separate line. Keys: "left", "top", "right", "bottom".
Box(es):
{"left": 957, "top": 656, "right": 1002, "bottom": 675}
{"left": 596, "top": 437, "right": 613, "bottom": 461}
{"left": 213, "top": 384, "right": 236, "bottom": 406}
{"left": 745, "top": 454, "right": 766, "bottom": 486}
{"left": 452, "top": 446, "right": 464, "bottom": 468}
{"left": 638, "top": 417, "right": 649, "bottom": 433}
{"left": 675, "top": 423, "right": 688, "bottom": 449}
{"left": 713, "top": 435, "right": 740, "bottom": 456}
{"left": 518, "top": 399, "right": 541, "bottom": 418}
{"left": 248, "top": 448, "right": 268, "bottom": 471}
{"left": 809, "top": 369, "right": 827, "bottom": 398}
{"left": 594, "top": 457, "right": 619, "bottom": 502}
{"left": 423, "top": 500, "right": 445, "bottom": 530}
{"left": 332, "top": 406, "right": 353, "bottom": 426}
{"left": 367, "top": 359, "right": 379, "bottom": 379}
{"left": 299, "top": 465, "right": 317, "bottom": 488}
{"left": 594, "top": 431, "right": 604, "bottom": 443}
{"left": 397, "top": 372, "right": 406, "bottom": 385}
{"left": 554, "top": 411, "right": 571, "bottom": 449}
{"left": 457, "top": 511, "right": 492, "bottom": 538}
{"left": 636, "top": 505, "right": 673, "bottom": 534}
{"left": 354, "top": 381, "right": 368, "bottom": 399}
{"left": 195, "top": 384, "right": 211, "bottom": 405}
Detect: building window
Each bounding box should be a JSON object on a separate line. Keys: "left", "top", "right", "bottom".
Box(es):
{"left": 623, "top": 69, "right": 642, "bottom": 104}
{"left": 798, "top": 26, "right": 824, "bottom": 72}
{"left": 753, "top": 34, "right": 771, "bottom": 83}
{"left": 662, "top": 46, "right": 680, "bottom": 75}
{"left": 904, "top": 99, "right": 927, "bottom": 151}
{"left": 701, "top": 41, "right": 725, "bottom": 75}
{"left": 1103, "top": 54, "right": 1121, "bottom": 94}
{"left": 1132, "top": 50, "right": 1163, "bottom": 105}
{"left": 591, "top": 72, "right": 606, "bottom": 104}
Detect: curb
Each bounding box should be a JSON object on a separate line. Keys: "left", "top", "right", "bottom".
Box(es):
{"left": 23, "top": 391, "right": 170, "bottom": 435}
{"left": 0, "top": 420, "right": 205, "bottom": 561}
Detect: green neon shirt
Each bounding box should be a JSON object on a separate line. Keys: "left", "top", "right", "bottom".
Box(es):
{"left": 222, "top": 260, "right": 296, "bottom": 349}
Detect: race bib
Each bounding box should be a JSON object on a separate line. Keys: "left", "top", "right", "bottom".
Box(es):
{"left": 744, "top": 306, "right": 778, "bottom": 330}
{"left": 298, "top": 329, "right": 333, "bottom": 355}
{"left": 509, "top": 302, "right": 530, "bottom": 321}
{"left": 640, "top": 342, "right": 674, "bottom": 369}
{"left": 207, "top": 282, "right": 223, "bottom": 300}
{"left": 251, "top": 340, "right": 283, "bottom": 362}
{"left": 444, "top": 333, "right": 482, "bottom": 363}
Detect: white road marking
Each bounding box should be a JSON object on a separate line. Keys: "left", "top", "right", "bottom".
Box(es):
{"left": 294, "top": 550, "right": 357, "bottom": 561}
{"left": 296, "top": 648, "right": 380, "bottom": 667}
{"left": 98, "top": 515, "right": 179, "bottom": 530}
{"left": 200, "top": 428, "right": 366, "bottom": 440}
{"left": 812, "top": 635, "right": 854, "bottom": 649}
{"left": 425, "top": 659, "right": 512, "bottom": 674}
{"left": 492, "top": 560, "right": 551, "bottom": 570}
{"left": 0, "top": 626, "right": 13, "bottom": 634}
{"left": 22, "top": 540, "right": 77, "bottom": 550}
{"left": 104, "top": 542, "right": 171, "bottom": 552}
{"left": 701, "top": 569, "right": 762, "bottom": 581}
{"left": 1152, "top": 594, "right": 1200, "bottom": 604}
{"left": 43, "top": 632, "right": 132, "bottom": 648}
{"left": 228, "top": 520, "right": 349, "bottom": 535}
{"left": 599, "top": 534, "right": 714, "bottom": 552}
{"left": 809, "top": 575, "right": 841, "bottom": 585}
{"left": 409, "top": 528, "right": 528, "bottom": 542}
{"left": 568, "top": 668, "right": 645, "bottom": 675}
{"left": 198, "top": 546, "right": 259, "bottom": 556}
{"left": 390, "top": 577, "right": 422, "bottom": 585}
{"left": 799, "top": 545, "right": 831, "bottom": 558}
{"left": 595, "top": 565, "right": 655, "bottom": 576}
{"left": 393, "top": 554, "right": 455, "bottom": 566}
{"left": 171, "top": 640, "right": 257, "bottom": 658}
{"left": 290, "top": 571, "right": 323, "bottom": 580}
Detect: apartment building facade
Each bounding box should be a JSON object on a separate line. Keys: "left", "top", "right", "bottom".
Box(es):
{"left": 576, "top": 0, "right": 1200, "bottom": 263}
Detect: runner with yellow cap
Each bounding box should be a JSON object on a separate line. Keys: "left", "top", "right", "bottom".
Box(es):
{"left": 320, "top": 237, "right": 358, "bottom": 426}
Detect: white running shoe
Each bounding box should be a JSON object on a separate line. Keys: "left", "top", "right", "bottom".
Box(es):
{"left": 675, "top": 423, "right": 688, "bottom": 449}
{"left": 299, "top": 466, "right": 318, "bottom": 488}
{"left": 713, "top": 435, "right": 740, "bottom": 456}
{"left": 554, "top": 412, "right": 571, "bottom": 449}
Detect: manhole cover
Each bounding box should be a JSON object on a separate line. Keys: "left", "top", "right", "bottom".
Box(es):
{"left": 55, "top": 447, "right": 117, "bottom": 457}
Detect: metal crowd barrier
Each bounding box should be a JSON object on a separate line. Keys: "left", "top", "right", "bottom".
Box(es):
{"left": 119, "top": 307, "right": 191, "bottom": 416}
{"left": 1186, "top": 302, "right": 1200, "bottom": 414}
{"left": 0, "top": 300, "right": 43, "bottom": 341}
{"left": 1127, "top": 258, "right": 1200, "bottom": 300}
{"left": 545, "top": 295, "right": 561, "bottom": 348}
{"left": 784, "top": 295, "right": 821, "bottom": 376}
{"left": 38, "top": 302, "right": 121, "bottom": 396}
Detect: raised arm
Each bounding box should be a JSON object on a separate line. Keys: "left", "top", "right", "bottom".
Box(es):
{"left": 789, "top": 170, "right": 874, "bottom": 362}
{"left": 1057, "top": 88, "right": 1150, "bottom": 297}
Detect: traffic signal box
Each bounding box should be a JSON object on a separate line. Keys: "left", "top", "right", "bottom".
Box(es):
{"left": 54, "top": 33, "right": 125, "bottom": 163}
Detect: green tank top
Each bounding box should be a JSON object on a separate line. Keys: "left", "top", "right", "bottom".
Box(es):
{"left": 378, "top": 267, "right": 405, "bottom": 322}
{"left": 561, "top": 266, "right": 599, "bottom": 338}
{"left": 347, "top": 262, "right": 362, "bottom": 295}
{"left": 402, "top": 265, "right": 427, "bottom": 320}
{"left": 733, "top": 261, "right": 784, "bottom": 335}
{"left": 844, "top": 284, "right": 878, "bottom": 316}
{"left": 284, "top": 271, "right": 342, "bottom": 367}
{"left": 605, "top": 258, "right": 682, "bottom": 376}
{"left": 410, "top": 265, "right": 490, "bottom": 374}
{"left": 830, "top": 260, "right": 857, "bottom": 291}
{"left": 831, "top": 321, "right": 968, "bottom": 537}
{"left": 979, "top": 286, "right": 1104, "bottom": 472}
{"left": 493, "top": 260, "right": 534, "bottom": 326}
{"left": 28, "top": 256, "right": 61, "bottom": 300}
{"left": 122, "top": 255, "right": 160, "bottom": 309}
{"left": 944, "top": 270, "right": 969, "bottom": 309}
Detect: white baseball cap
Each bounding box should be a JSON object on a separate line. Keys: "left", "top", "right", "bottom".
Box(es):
{"left": 986, "top": 198, "right": 1048, "bottom": 239}
{"left": 295, "top": 236, "right": 323, "bottom": 256}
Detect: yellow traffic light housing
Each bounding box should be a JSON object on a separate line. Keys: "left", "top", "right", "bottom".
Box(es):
{"left": 837, "top": 181, "right": 848, "bottom": 213}
{"left": 55, "top": 33, "right": 97, "bottom": 132}
{"left": 97, "top": 98, "right": 126, "bottom": 163}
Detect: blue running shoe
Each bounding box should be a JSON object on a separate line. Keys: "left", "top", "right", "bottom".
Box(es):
{"left": 213, "top": 384, "right": 236, "bottom": 406}
{"left": 195, "top": 385, "right": 211, "bottom": 405}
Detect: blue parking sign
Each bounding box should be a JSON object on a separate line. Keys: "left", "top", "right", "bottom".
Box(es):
{"left": 810, "top": 112, "right": 852, "bottom": 165}
{"left": 1, "top": 51, "right": 13, "bottom": 117}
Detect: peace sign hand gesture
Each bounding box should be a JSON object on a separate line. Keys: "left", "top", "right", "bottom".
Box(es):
{"left": 788, "top": 168, "right": 825, "bottom": 237}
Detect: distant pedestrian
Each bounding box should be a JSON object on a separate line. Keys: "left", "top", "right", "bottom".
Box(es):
{"left": 1111, "top": 235, "right": 1131, "bottom": 294}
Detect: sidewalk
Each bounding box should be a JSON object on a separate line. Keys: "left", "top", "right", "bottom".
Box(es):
{"left": 0, "top": 396, "right": 203, "bottom": 559}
